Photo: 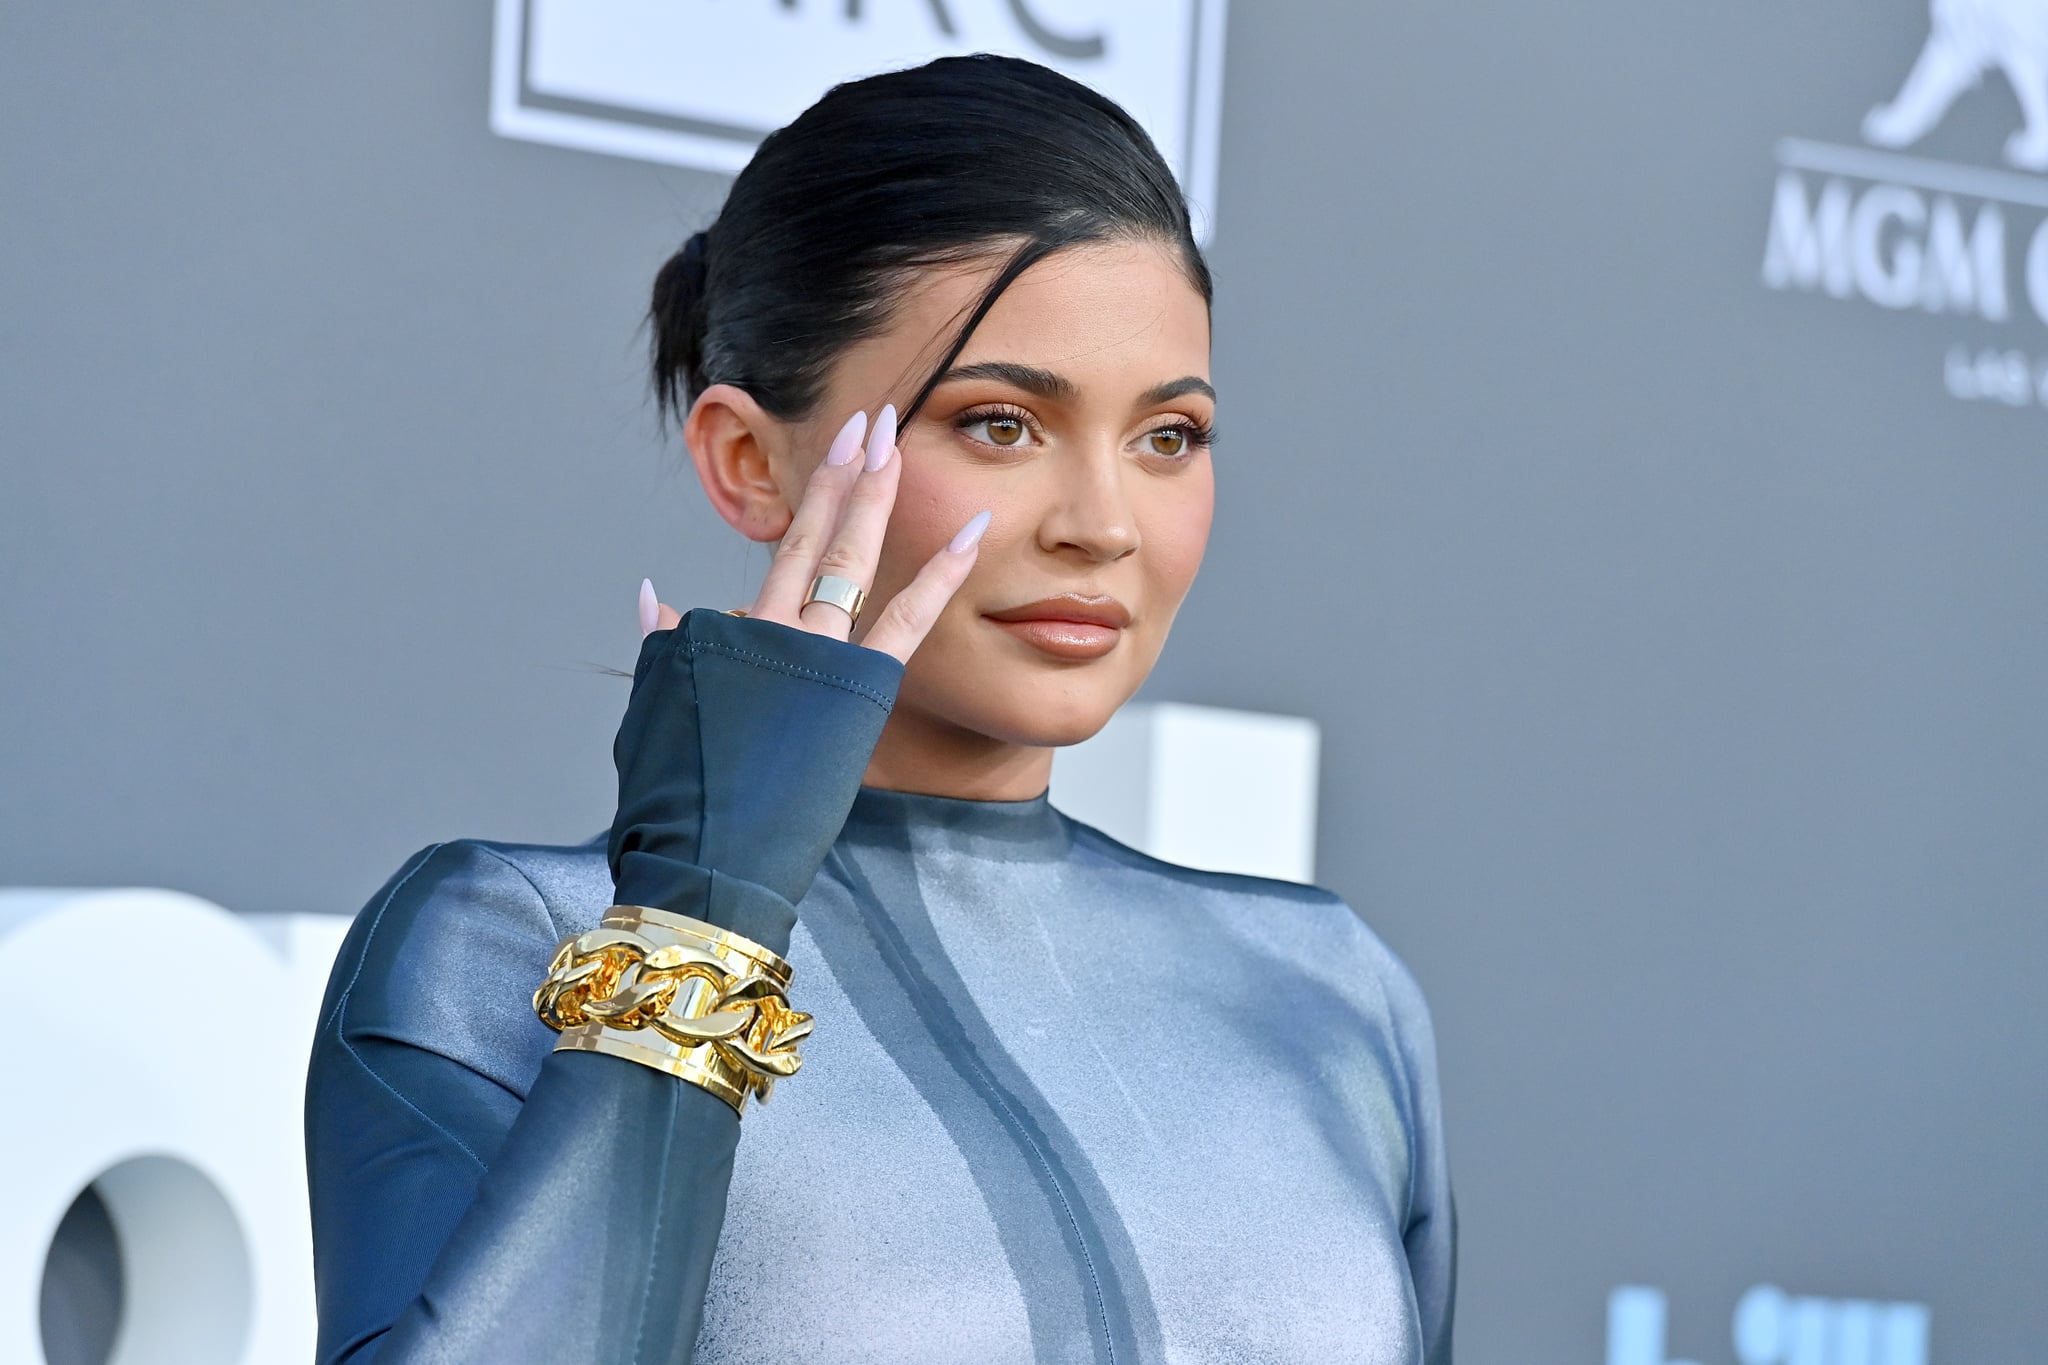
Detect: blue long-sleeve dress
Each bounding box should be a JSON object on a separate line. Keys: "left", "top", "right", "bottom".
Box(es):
{"left": 304, "top": 609, "right": 1455, "bottom": 1364}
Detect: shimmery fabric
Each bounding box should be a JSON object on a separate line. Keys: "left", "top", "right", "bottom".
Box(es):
{"left": 306, "top": 612, "right": 1455, "bottom": 1364}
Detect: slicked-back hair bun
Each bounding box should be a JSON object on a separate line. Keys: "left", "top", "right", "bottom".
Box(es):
{"left": 649, "top": 230, "right": 711, "bottom": 422}
{"left": 648, "top": 53, "right": 1211, "bottom": 430}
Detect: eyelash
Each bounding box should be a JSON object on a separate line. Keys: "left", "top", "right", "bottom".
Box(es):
{"left": 950, "top": 403, "right": 1217, "bottom": 457}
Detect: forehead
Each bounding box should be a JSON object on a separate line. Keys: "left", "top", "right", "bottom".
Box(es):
{"left": 843, "top": 238, "right": 1212, "bottom": 409}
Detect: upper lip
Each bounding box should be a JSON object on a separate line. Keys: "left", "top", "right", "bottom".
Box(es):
{"left": 985, "top": 593, "right": 1132, "bottom": 629}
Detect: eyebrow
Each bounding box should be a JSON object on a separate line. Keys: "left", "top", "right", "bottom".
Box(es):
{"left": 936, "top": 361, "right": 1076, "bottom": 400}
{"left": 1136, "top": 375, "right": 1217, "bottom": 406}
{"left": 934, "top": 361, "right": 1216, "bottom": 408}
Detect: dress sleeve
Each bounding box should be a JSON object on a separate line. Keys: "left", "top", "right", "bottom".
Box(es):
{"left": 305, "top": 610, "right": 903, "bottom": 1365}
{"left": 1391, "top": 963, "right": 1457, "bottom": 1365}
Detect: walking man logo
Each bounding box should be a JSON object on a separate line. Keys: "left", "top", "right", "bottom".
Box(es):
{"left": 1864, "top": 0, "right": 2048, "bottom": 169}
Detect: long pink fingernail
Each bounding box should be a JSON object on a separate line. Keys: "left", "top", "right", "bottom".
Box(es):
{"left": 825, "top": 410, "right": 868, "bottom": 466}
{"left": 864, "top": 403, "right": 897, "bottom": 471}
{"left": 948, "top": 510, "right": 992, "bottom": 553}
{"left": 638, "top": 578, "right": 659, "bottom": 637}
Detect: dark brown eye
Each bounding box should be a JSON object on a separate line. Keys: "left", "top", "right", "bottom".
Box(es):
{"left": 1147, "top": 428, "right": 1187, "bottom": 457}
{"left": 986, "top": 416, "right": 1025, "bottom": 446}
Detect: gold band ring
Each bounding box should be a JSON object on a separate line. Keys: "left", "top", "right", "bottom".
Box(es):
{"left": 803, "top": 574, "right": 867, "bottom": 626}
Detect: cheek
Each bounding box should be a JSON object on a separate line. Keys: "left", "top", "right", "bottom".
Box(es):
{"left": 1142, "top": 466, "right": 1216, "bottom": 599}
{"left": 876, "top": 450, "right": 984, "bottom": 586}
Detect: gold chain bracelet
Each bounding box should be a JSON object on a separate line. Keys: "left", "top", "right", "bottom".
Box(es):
{"left": 532, "top": 905, "right": 811, "bottom": 1114}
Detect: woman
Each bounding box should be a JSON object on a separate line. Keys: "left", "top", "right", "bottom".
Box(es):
{"left": 306, "top": 53, "right": 1454, "bottom": 1365}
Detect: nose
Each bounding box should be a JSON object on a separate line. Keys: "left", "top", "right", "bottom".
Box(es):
{"left": 1036, "top": 444, "right": 1141, "bottom": 564}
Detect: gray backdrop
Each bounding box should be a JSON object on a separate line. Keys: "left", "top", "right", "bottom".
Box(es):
{"left": 4, "top": 1, "right": 2043, "bottom": 1361}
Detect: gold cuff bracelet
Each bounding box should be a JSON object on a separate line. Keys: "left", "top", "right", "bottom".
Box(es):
{"left": 532, "top": 905, "right": 811, "bottom": 1114}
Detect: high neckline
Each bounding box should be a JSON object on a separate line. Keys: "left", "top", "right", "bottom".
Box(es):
{"left": 841, "top": 784, "right": 1072, "bottom": 860}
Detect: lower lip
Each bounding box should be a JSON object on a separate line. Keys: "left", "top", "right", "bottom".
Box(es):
{"left": 989, "top": 617, "right": 1123, "bottom": 661}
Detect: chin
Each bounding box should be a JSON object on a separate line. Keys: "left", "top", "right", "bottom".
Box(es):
{"left": 915, "top": 665, "right": 1139, "bottom": 750}
{"left": 1003, "top": 702, "right": 1122, "bottom": 749}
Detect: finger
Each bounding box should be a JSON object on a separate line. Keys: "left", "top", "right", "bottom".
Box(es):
{"left": 860, "top": 510, "right": 991, "bottom": 663}
{"left": 753, "top": 410, "right": 868, "bottom": 621}
{"left": 799, "top": 404, "right": 899, "bottom": 637}
{"left": 639, "top": 579, "right": 660, "bottom": 638}
{"left": 636, "top": 579, "right": 686, "bottom": 638}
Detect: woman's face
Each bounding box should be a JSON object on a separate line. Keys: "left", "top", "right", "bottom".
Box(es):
{"left": 779, "top": 237, "right": 1215, "bottom": 755}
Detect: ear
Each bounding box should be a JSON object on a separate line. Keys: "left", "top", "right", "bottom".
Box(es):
{"left": 684, "top": 383, "right": 795, "bottom": 543}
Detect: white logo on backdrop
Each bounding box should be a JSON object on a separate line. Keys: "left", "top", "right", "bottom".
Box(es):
{"left": 488, "top": 0, "right": 1229, "bottom": 240}
{"left": 0, "top": 889, "right": 347, "bottom": 1364}
{"left": 1864, "top": 0, "right": 2048, "bottom": 170}
{"left": 1607, "top": 1285, "right": 1931, "bottom": 1365}
{"left": 1760, "top": 0, "right": 2048, "bottom": 410}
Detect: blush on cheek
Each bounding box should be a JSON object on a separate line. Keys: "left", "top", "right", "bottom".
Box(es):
{"left": 865, "top": 451, "right": 992, "bottom": 633}
{"left": 896, "top": 429, "right": 962, "bottom": 515}
{"left": 1141, "top": 472, "right": 1216, "bottom": 609}
{"left": 889, "top": 442, "right": 1009, "bottom": 565}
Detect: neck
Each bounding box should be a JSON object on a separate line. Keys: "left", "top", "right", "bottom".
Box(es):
{"left": 861, "top": 705, "right": 1053, "bottom": 801}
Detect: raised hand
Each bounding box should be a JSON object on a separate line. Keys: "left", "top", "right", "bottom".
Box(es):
{"left": 639, "top": 404, "right": 990, "bottom": 663}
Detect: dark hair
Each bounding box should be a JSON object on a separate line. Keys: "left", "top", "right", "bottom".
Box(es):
{"left": 649, "top": 53, "right": 1212, "bottom": 430}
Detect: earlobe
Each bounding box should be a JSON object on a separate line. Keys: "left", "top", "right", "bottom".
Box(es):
{"left": 684, "top": 384, "right": 795, "bottom": 543}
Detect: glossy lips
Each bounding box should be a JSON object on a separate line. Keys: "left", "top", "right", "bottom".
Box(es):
{"left": 983, "top": 594, "right": 1132, "bottom": 661}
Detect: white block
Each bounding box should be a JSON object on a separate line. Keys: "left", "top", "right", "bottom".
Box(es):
{"left": 490, "top": 0, "right": 1230, "bottom": 241}
{"left": 1051, "top": 702, "right": 1320, "bottom": 883}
